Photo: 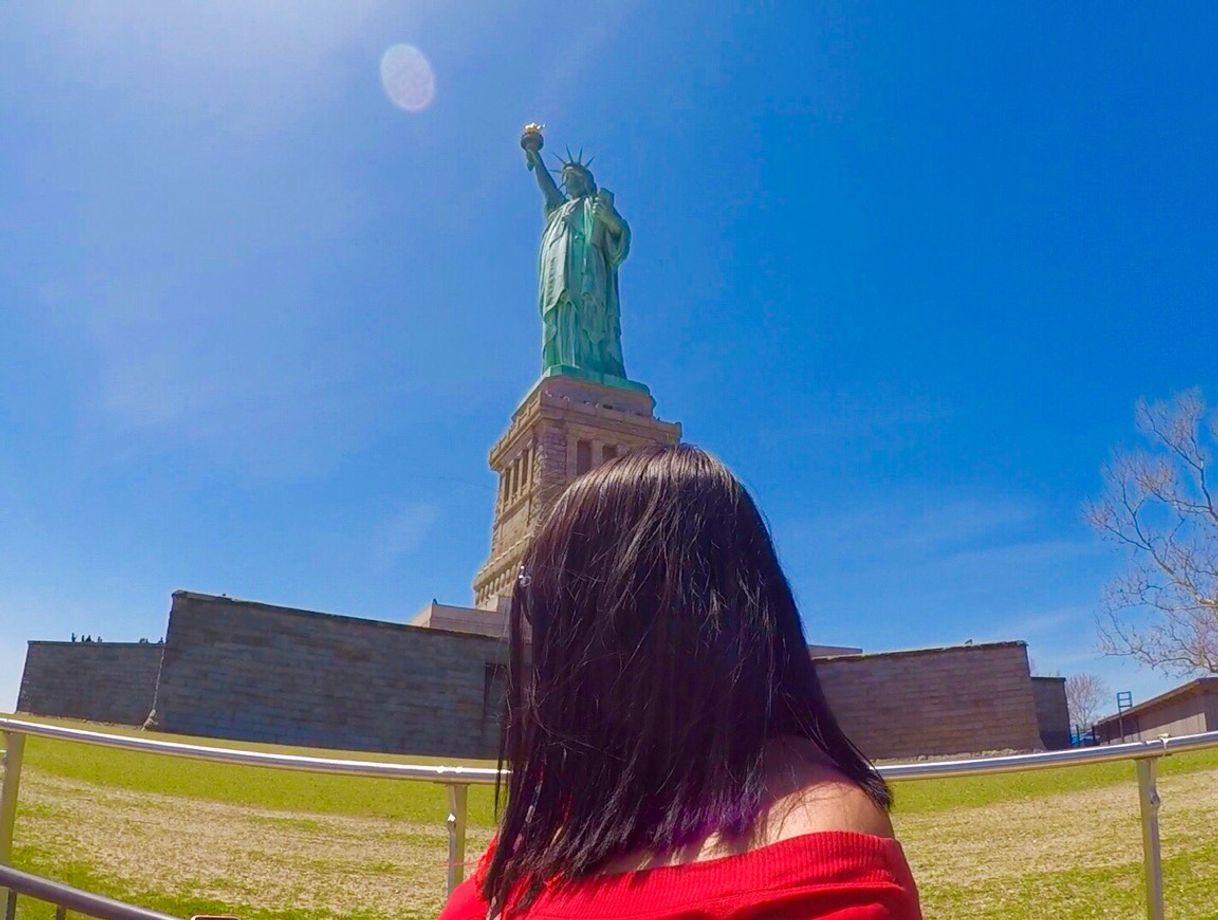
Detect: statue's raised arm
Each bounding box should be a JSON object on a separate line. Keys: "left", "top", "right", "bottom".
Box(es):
{"left": 521, "top": 124, "right": 565, "bottom": 212}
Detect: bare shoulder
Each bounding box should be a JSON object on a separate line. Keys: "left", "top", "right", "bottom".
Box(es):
{"left": 780, "top": 773, "right": 895, "bottom": 838}
{"left": 760, "top": 740, "right": 894, "bottom": 843}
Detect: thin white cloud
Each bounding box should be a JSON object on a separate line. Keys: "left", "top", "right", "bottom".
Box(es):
{"left": 35, "top": 1, "right": 387, "bottom": 130}
{"left": 779, "top": 486, "right": 1118, "bottom": 660}
{"left": 939, "top": 536, "right": 1101, "bottom": 570}
{"left": 807, "top": 495, "right": 1043, "bottom": 568}
{"left": 997, "top": 604, "right": 1091, "bottom": 638}
{"left": 968, "top": 605, "right": 1096, "bottom": 664}
{"left": 527, "top": 0, "right": 641, "bottom": 118}
{"left": 900, "top": 498, "right": 1039, "bottom": 553}
{"left": 803, "top": 393, "right": 954, "bottom": 442}
{"left": 374, "top": 503, "right": 441, "bottom": 569}
{"left": 35, "top": 271, "right": 385, "bottom": 477}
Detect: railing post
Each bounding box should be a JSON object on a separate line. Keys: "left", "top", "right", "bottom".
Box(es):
{"left": 0, "top": 732, "right": 26, "bottom": 870}
{"left": 1136, "top": 757, "right": 1164, "bottom": 920}
{"left": 1, "top": 732, "right": 26, "bottom": 913}
{"left": 445, "top": 783, "right": 469, "bottom": 896}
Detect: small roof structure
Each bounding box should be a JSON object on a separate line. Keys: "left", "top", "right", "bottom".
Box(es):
{"left": 1092, "top": 677, "right": 1218, "bottom": 733}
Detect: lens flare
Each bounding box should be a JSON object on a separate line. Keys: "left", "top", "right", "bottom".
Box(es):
{"left": 380, "top": 44, "right": 436, "bottom": 113}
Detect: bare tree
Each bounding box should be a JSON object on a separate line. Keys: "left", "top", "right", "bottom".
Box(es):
{"left": 1064, "top": 672, "right": 1109, "bottom": 727}
{"left": 1086, "top": 390, "right": 1218, "bottom": 675}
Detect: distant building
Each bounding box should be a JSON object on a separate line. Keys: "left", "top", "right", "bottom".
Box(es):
{"left": 1093, "top": 678, "right": 1218, "bottom": 744}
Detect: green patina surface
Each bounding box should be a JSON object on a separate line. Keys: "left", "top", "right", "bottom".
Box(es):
{"left": 539, "top": 364, "right": 651, "bottom": 395}
{"left": 522, "top": 128, "right": 649, "bottom": 395}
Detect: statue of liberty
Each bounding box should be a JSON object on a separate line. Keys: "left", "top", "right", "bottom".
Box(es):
{"left": 521, "top": 126, "right": 631, "bottom": 381}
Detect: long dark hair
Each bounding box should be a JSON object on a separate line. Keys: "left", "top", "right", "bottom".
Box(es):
{"left": 483, "top": 444, "right": 889, "bottom": 911}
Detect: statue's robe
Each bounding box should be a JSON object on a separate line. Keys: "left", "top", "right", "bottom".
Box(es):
{"left": 538, "top": 193, "right": 630, "bottom": 378}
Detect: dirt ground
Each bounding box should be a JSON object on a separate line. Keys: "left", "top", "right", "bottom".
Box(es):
{"left": 898, "top": 768, "right": 1218, "bottom": 917}
{"left": 18, "top": 771, "right": 493, "bottom": 918}
{"left": 12, "top": 765, "right": 1218, "bottom": 918}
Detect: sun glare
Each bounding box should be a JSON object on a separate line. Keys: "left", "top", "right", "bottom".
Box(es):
{"left": 379, "top": 43, "right": 436, "bottom": 113}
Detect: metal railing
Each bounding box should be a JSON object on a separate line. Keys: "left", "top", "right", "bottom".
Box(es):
{"left": 0, "top": 863, "right": 182, "bottom": 919}
{"left": 3, "top": 716, "right": 1217, "bottom": 920}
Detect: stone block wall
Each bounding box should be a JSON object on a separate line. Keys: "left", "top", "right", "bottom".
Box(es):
{"left": 17, "top": 641, "right": 163, "bottom": 725}
{"left": 1032, "top": 676, "right": 1071, "bottom": 749}
{"left": 473, "top": 375, "right": 681, "bottom": 608}
{"left": 815, "top": 641, "right": 1043, "bottom": 759}
{"left": 151, "top": 592, "right": 507, "bottom": 757}
{"left": 15, "top": 590, "right": 1050, "bottom": 762}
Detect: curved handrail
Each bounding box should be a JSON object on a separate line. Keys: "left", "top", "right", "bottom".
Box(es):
{"left": 877, "top": 730, "right": 1216, "bottom": 781}
{"left": 3, "top": 715, "right": 1216, "bottom": 783}
{"left": 0, "top": 717, "right": 501, "bottom": 784}
{"left": 5, "top": 715, "right": 1216, "bottom": 916}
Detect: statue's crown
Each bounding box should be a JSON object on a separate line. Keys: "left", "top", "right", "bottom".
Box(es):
{"left": 555, "top": 146, "right": 595, "bottom": 177}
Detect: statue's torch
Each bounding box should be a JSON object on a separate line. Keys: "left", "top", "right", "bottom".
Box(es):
{"left": 521, "top": 123, "right": 544, "bottom": 169}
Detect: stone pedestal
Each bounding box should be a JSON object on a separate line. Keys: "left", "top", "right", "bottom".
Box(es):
{"left": 471, "top": 374, "right": 681, "bottom": 609}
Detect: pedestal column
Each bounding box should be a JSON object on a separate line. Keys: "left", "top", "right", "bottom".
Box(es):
{"left": 472, "top": 375, "right": 680, "bottom": 609}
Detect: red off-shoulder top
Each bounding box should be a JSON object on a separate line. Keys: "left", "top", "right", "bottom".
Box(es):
{"left": 437, "top": 831, "right": 922, "bottom": 919}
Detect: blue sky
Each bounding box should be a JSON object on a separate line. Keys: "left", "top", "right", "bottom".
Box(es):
{"left": 2, "top": 2, "right": 1215, "bottom": 719}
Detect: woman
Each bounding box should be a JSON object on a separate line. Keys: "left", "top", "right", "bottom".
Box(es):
{"left": 440, "top": 445, "right": 921, "bottom": 919}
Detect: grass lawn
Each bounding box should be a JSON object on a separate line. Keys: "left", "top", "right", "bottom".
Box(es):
{"left": 3, "top": 715, "right": 1217, "bottom": 919}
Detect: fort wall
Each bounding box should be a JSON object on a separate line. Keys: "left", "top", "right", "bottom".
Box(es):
{"left": 1031, "top": 676, "right": 1071, "bottom": 749}
{"left": 149, "top": 592, "right": 507, "bottom": 757}
{"left": 816, "top": 641, "right": 1044, "bottom": 759}
{"left": 17, "top": 592, "right": 1052, "bottom": 761}
{"left": 17, "top": 641, "right": 162, "bottom": 725}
